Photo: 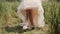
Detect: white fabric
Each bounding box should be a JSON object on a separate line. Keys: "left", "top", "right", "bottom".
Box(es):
{"left": 17, "top": 0, "right": 41, "bottom": 9}
{"left": 17, "top": 0, "right": 45, "bottom": 29}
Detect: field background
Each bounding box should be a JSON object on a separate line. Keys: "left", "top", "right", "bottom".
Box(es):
{"left": 0, "top": 0, "right": 60, "bottom": 34}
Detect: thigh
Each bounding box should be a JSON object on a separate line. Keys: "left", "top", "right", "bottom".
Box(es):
{"left": 31, "top": 8, "right": 38, "bottom": 17}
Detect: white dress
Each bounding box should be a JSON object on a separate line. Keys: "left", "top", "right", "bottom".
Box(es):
{"left": 17, "top": 0, "right": 45, "bottom": 29}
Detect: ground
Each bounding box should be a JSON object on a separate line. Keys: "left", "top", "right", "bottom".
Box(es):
{"left": 0, "top": 25, "right": 50, "bottom": 34}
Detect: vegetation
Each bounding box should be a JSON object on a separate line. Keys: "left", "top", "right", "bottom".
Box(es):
{"left": 0, "top": 0, "right": 60, "bottom": 34}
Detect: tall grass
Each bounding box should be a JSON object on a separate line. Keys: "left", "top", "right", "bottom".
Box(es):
{"left": 43, "top": 1, "right": 60, "bottom": 34}
{"left": 0, "top": 0, "right": 60, "bottom": 34}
